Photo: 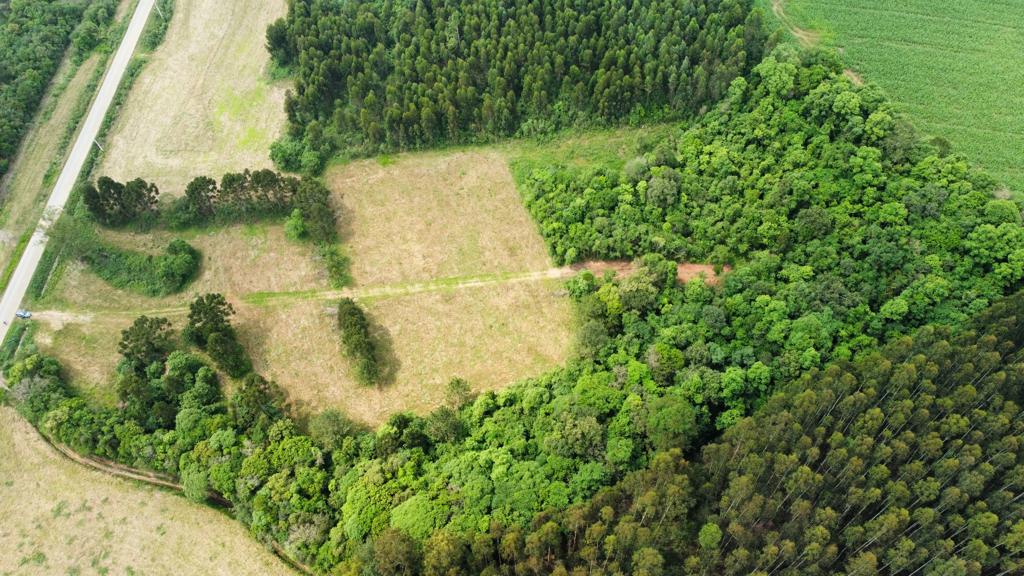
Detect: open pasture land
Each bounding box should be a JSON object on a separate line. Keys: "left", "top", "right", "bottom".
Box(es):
{"left": 37, "top": 145, "right": 587, "bottom": 423}
{"left": 778, "top": 0, "right": 1024, "bottom": 196}
{"left": 98, "top": 0, "right": 289, "bottom": 193}
{"left": 0, "top": 407, "right": 292, "bottom": 575}
{"left": 329, "top": 150, "right": 554, "bottom": 286}
{"left": 32, "top": 222, "right": 329, "bottom": 403}
{"left": 239, "top": 278, "right": 574, "bottom": 425}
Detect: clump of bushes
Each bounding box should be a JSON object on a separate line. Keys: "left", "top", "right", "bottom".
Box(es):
{"left": 78, "top": 169, "right": 349, "bottom": 288}
{"left": 183, "top": 293, "right": 252, "bottom": 378}
{"left": 50, "top": 215, "right": 199, "bottom": 296}
{"left": 82, "top": 238, "right": 199, "bottom": 297}
{"left": 336, "top": 298, "right": 378, "bottom": 385}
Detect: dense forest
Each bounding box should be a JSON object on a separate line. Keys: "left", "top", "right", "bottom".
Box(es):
{"left": 526, "top": 47, "right": 1024, "bottom": 428}
{"left": 0, "top": 0, "right": 88, "bottom": 177}
{"left": 267, "top": 0, "right": 771, "bottom": 171}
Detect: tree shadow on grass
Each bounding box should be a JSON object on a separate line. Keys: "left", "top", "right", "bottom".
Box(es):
{"left": 366, "top": 312, "right": 400, "bottom": 387}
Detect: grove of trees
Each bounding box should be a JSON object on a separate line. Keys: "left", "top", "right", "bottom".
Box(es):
{"left": 268, "top": 0, "right": 772, "bottom": 171}
{"left": 337, "top": 297, "right": 379, "bottom": 385}
{"left": 525, "top": 47, "right": 1024, "bottom": 428}
{"left": 0, "top": 0, "right": 87, "bottom": 176}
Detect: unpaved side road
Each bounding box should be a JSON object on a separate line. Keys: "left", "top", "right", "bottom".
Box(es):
{"left": 0, "top": 0, "right": 156, "bottom": 350}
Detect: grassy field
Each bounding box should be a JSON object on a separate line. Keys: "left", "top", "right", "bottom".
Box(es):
{"left": 32, "top": 120, "right": 688, "bottom": 422}
{"left": 35, "top": 149, "right": 580, "bottom": 424}
{"left": 238, "top": 279, "right": 574, "bottom": 423}
{"left": 329, "top": 150, "right": 553, "bottom": 286}
{"left": 0, "top": 407, "right": 293, "bottom": 575}
{"left": 772, "top": 0, "right": 1024, "bottom": 197}
{"left": 98, "top": 0, "right": 289, "bottom": 194}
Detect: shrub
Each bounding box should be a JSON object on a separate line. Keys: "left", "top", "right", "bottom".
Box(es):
{"left": 336, "top": 298, "right": 379, "bottom": 385}
{"left": 80, "top": 238, "right": 199, "bottom": 296}
{"left": 207, "top": 331, "right": 252, "bottom": 378}
{"left": 318, "top": 244, "right": 352, "bottom": 288}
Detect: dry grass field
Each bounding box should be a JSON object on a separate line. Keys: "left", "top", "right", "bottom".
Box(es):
{"left": 237, "top": 278, "right": 573, "bottom": 424}
{"left": 30, "top": 122, "right": 700, "bottom": 422}
{"left": 0, "top": 407, "right": 293, "bottom": 575}
{"left": 98, "top": 0, "right": 289, "bottom": 193}
{"left": 35, "top": 148, "right": 579, "bottom": 424}
{"left": 329, "top": 150, "right": 553, "bottom": 286}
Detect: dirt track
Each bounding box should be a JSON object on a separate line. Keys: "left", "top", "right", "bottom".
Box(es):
{"left": 34, "top": 260, "right": 727, "bottom": 315}
{"left": 771, "top": 0, "right": 820, "bottom": 46}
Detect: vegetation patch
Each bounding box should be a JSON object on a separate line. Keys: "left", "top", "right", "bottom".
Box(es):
{"left": 268, "top": 0, "right": 770, "bottom": 170}
{"left": 524, "top": 47, "right": 1024, "bottom": 427}
{"left": 336, "top": 297, "right": 379, "bottom": 386}
{"left": 50, "top": 217, "right": 200, "bottom": 297}
{"left": 97, "top": 0, "right": 289, "bottom": 193}
{"left": 0, "top": 0, "right": 87, "bottom": 177}
{"left": 777, "top": 0, "right": 1024, "bottom": 196}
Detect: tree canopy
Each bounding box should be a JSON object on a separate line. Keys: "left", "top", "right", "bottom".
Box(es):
{"left": 0, "top": 0, "right": 86, "bottom": 176}
{"left": 268, "top": 0, "right": 771, "bottom": 170}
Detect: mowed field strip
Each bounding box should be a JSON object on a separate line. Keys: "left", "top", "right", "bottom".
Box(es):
{"left": 98, "top": 0, "right": 289, "bottom": 193}
{"left": 0, "top": 407, "right": 293, "bottom": 575}
{"left": 776, "top": 0, "right": 1024, "bottom": 196}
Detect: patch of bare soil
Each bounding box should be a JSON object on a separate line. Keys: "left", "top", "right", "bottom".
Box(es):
{"left": 843, "top": 69, "right": 865, "bottom": 86}
{"left": 771, "top": 0, "right": 821, "bottom": 47}
{"left": 574, "top": 260, "right": 729, "bottom": 285}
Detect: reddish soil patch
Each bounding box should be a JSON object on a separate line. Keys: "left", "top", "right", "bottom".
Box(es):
{"left": 677, "top": 262, "right": 730, "bottom": 285}
{"left": 843, "top": 69, "right": 865, "bottom": 86}
{"left": 573, "top": 260, "right": 729, "bottom": 285}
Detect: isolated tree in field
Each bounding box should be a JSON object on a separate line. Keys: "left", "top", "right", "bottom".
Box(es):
{"left": 445, "top": 377, "right": 471, "bottom": 408}
{"left": 118, "top": 315, "right": 174, "bottom": 370}
{"left": 337, "top": 297, "right": 379, "bottom": 385}
{"left": 184, "top": 293, "right": 235, "bottom": 346}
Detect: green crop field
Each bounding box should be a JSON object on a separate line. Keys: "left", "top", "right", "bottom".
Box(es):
{"left": 778, "top": 0, "right": 1024, "bottom": 197}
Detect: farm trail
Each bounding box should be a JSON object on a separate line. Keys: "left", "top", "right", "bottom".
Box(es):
{"left": 771, "top": 2, "right": 865, "bottom": 86}
{"left": 771, "top": 0, "right": 820, "bottom": 46}
{"left": 33, "top": 262, "right": 725, "bottom": 316}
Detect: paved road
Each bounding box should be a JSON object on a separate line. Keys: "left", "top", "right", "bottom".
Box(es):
{"left": 0, "top": 0, "right": 156, "bottom": 349}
